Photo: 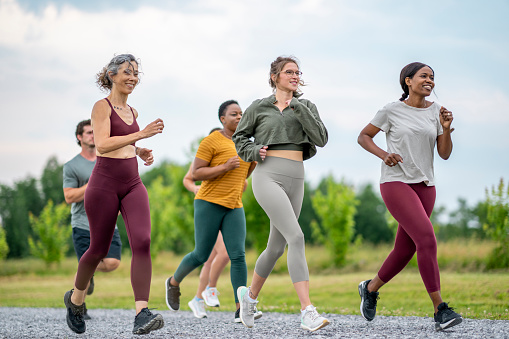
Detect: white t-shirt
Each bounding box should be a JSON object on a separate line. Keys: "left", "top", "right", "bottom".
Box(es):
{"left": 370, "top": 101, "right": 444, "bottom": 186}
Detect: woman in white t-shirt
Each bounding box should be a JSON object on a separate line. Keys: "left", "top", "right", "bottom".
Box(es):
{"left": 357, "top": 62, "right": 462, "bottom": 332}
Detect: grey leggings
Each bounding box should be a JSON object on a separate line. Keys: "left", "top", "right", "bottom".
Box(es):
{"left": 252, "top": 156, "right": 309, "bottom": 283}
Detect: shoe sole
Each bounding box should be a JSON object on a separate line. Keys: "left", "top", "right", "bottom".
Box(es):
{"left": 201, "top": 290, "right": 220, "bottom": 307}
{"left": 188, "top": 301, "right": 207, "bottom": 319}
{"left": 301, "top": 319, "right": 330, "bottom": 332}
{"left": 358, "top": 281, "right": 374, "bottom": 322}
{"left": 235, "top": 312, "right": 261, "bottom": 323}
{"left": 236, "top": 287, "right": 253, "bottom": 328}
{"left": 64, "top": 291, "right": 86, "bottom": 334}
{"left": 165, "top": 277, "right": 179, "bottom": 311}
{"left": 133, "top": 314, "right": 164, "bottom": 334}
{"left": 436, "top": 316, "right": 463, "bottom": 331}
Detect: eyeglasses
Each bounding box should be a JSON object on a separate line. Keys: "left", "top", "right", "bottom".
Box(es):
{"left": 281, "top": 70, "right": 302, "bottom": 77}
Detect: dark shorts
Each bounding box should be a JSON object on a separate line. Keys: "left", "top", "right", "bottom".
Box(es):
{"left": 72, "top": 227, "right": 122, "bottom": 261}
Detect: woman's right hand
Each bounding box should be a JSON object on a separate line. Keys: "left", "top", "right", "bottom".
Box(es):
{"left": 384, "top": 153, "right": 403, "bottom": 167}
{"left": 141, "top": 118, "right": 164, "bottom": 139}
{"left": 224, "top": 156, "right": 240, "bottom": 171}
{"left": 259, "top": 146, "right": 268, "bottom": 160}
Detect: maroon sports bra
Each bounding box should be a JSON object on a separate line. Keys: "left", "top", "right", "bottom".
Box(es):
{"left": 104, "top": 98, "right": 140, "bottom": 146}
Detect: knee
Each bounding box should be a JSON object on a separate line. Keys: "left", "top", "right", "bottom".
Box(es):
{"left": 416, "top": 234, "right": 437, "bottom": 254}
{"left": 215, "top": 251, "right": 231, "bottom": 265}
{"left": 98, "top": 258, "right": 120, "bottom": 272}
{"left": 131, "top": 236, "right": 151, "bottom": 255}
{"left": 265, "top": 244, "right": 285, "bottom": 261}
{"left": 287, "top": 231, "right": 305, "bottom": 249}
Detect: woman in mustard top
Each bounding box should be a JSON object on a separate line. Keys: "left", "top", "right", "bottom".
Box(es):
{"left": 165, "top": 100, "right": 256, "bottom": 321}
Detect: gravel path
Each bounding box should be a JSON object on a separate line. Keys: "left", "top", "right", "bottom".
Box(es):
{"left": 0, "top": 307, "right": 508, "bottom": 338}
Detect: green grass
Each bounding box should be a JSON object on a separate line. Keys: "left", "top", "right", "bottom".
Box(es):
{"left": 1, "top": 240, "right": 508, "bottom": 320}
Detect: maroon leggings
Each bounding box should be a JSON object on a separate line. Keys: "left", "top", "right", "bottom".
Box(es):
{"left": 76, "top": 156, "right": 152, "bottom": 301}
{"left": 378, "top": 181, "right": 440, "bottom": 293}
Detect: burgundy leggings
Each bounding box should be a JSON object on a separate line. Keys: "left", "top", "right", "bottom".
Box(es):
{"left": 378, "top": 181, "right": 440, "bottom": 293}
{"left": 76, "top": 156, "right": 152, "bottom": 301}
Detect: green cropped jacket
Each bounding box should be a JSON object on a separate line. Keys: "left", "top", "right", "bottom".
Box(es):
{"left": 232, "top": 94, "right": 328, "bottom": 162}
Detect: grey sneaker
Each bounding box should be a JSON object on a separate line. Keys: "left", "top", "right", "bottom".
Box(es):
{"left": 300, "top": 305, "right": 330, "bottom": 332}
{"left": 434, "top": 302, "right": 462, "bottom": 331}
{"left": 63, "top": 289, "right": 86, "bottom": 334}
{"left": 87, "top": 276, "right": 94, "bottom": 295}
{"left": 83, "top": 302, "right": 91, "bottom": 320}
{"left": 235, "top": 307, "right": 262, "bottom": 323}
{"left": 132, "top": 308, "right": 164, "bottom": 335}
{"left": 165, "top": 276, "right": 181, "bottom": 311}
{"left": 188, "top": 298, "right": 207, "bottom": 319}
{"left": 237, "top": 286, "right": 257, "bottom": 328}
{"left": 358, "top": 280, "right": 379, "bottom": 321}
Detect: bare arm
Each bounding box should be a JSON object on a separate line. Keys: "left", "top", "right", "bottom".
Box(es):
{"left": 192, "top": 156, "right": 240, "bottom": 181}
{"left": 246, "top": 161, "right": 257, "bottom": 178}
{"left": 92, "top": 100, "right": 164, "bottom": 154}
{"left": 358, "top": 123, "right": 403, "bottom": 167}
{"left": 436, "top": 106, "right": 454, "bottom": 160}
{"left": 183, "top": 166, "right": 200, "bottom": 194}
{"left": 63, "top": 185, "right": 87, "bottom": 204}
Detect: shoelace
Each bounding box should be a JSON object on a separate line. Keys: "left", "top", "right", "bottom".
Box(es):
{"left": 209, "top": 288, "right": 220, "bottom": 297}
{"left": 169, "top": 286, "right": 181, "bottom": 297}
{"left": 247, "top": 300, "right": 258, "bottom": 315}
{"left": 305, "top": 306, "right": 321, "bottom": 321}
{"left": 366, "top": 291, "right": 379, "bottom": 308}
{"left": 71, "top": 303, "right": 85, "bottom": 320}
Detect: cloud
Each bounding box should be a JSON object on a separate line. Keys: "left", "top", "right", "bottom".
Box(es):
{"left": 0, "top": 0, "right": 508, "bottom": 213}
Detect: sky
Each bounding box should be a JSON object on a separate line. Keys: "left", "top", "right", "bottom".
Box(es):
{"left": 0, "top": 0, "right": 508, "bottom": 215}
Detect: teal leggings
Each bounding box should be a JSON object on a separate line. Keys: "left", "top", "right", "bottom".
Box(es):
{"left": 174, "top": 199, "right": 247, "bottom": 303}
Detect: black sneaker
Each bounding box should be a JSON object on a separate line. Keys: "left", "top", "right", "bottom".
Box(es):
{"left": 165, "top": 276, "right": 181, "bottom": 311}
{"left": 133, "top": 308, "right": 164, "bottom": 335}
{"left": 63, "top": 289, "right": 86, "bottom": 334}
{"left": 87, "top": 276, "right": 94, "bottom": 295}
{"left": 358, "top": 280, "right": 379, "bottom": 321}
{"left": 434, "top": 302, "right": 462, "bottom": 331}
{"left": 83, "top": 302, "right": 91, "bottom": 320}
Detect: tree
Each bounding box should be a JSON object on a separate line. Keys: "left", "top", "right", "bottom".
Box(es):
{"left": 243, "top": 179, "right": 270, "bottom": 254}
{"left": 28, "top": 200, "right": 72, "bottom": 266}
{"left": 311, "top": 176, "right": 358, "bottom": 267}
{"left": 354, "top": 183, "right": 393, "bottom": 244}
{"left": 40, "top": 155, "right": 65, "bottom": 205}
{"left": 146, "top": 164, "right": 195, "bottom": 255}
{"left": 483, "top": 178, "right": 509, "bottom": 269}
{"left": 0, "top": 224, "right": 8, "bottom": 260}
{"left": 0, "top": 177, "right": 44, "bottom": 258}
{"left": 298, "top": 181, "right": 319, "bottom": 244}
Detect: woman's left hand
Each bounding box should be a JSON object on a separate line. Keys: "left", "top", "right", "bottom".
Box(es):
{"left": 440, "top": 106, "right": 454, "bottom": 131}
{"left": 138, "top": 147, "right": 154, "bottom": 166}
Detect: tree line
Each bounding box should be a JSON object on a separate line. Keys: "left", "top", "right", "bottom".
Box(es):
{"left": 0, "top": 155, "right": 507, "bottom": 269}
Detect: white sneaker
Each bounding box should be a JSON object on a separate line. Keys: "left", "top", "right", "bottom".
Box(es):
{"left": 300, "top": 305, "right": 329, "bottom": 332}
{"left": 237, "top": 286, "right": 257, "bottom": 328}
{"left": 201, "top": 287, "right": 220, "bottom": 307}
{"left": 188, "top": 298, "right": 207, "bottom": 319}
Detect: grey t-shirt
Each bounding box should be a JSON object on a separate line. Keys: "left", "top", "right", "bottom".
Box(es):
{"left": 63, "top": 154, "right": 117, "bottom": 230}
{"left": 370, "top": 101, "right": 444, "bottom": 186}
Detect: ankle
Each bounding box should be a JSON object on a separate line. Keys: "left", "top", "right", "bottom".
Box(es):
{"left": 248, "top": 290, "right": 257, "bottom": 300}
{"left": 170, "top": 277, "right": 179, "bottom": 287}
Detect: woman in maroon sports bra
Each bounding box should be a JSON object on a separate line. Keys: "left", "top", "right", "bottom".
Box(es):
{"left": 63, "top": 54, "right": 165, "bottom": 335}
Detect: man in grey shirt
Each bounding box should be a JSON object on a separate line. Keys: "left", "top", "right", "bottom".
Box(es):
{"left": 63, "top": 119, "right": 122, "bottom": 319}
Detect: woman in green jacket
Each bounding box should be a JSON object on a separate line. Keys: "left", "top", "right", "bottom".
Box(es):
{"left": 232, "top": 56, "right": 329, "bottom": 332}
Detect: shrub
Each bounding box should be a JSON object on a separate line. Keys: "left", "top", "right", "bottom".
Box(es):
{"left": 311, "top": 176, "right": 358, "bottom": 267}
{"left": 483, "top": 178, "right": 509, "bottom": 269}
{"left": 28, "top": 200, "right": 72, "bottom": 267}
